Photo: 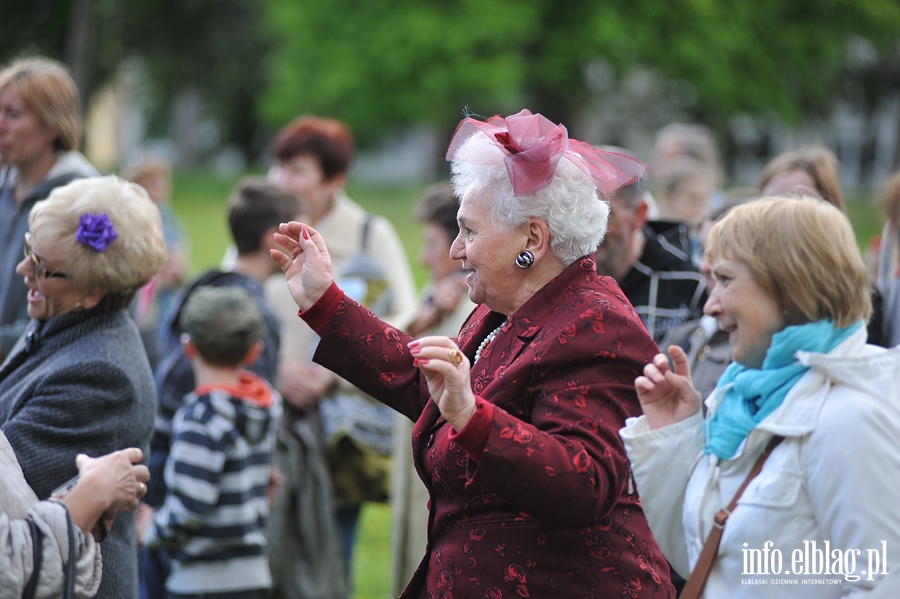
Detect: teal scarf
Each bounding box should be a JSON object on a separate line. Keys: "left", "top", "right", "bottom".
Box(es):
{"left": 704, "top": 319, "right": 862, "bottom": 460}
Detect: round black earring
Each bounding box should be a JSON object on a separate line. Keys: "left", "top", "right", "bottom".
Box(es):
{"left": 515, "top": 250, "right": 535, "bottom": 269}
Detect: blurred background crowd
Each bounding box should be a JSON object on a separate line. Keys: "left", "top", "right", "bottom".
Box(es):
{"left": 2, "top": 2, "right": 900, "bottom": 598}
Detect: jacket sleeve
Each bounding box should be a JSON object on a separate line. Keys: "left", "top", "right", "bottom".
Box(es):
{"left": 620, "top": 413, "right": 704, "bottom": 578}
{"left": 147, "top": 402, "right": 228, "bottom": 548}
{"left": 306, "top": 284, "right": 428, "bottom": 422}
{"left": 802, "top": 386, "right": 900, "bottom": 596}
{"left": 0, "top": 501, "right": 100, "bottom": 599}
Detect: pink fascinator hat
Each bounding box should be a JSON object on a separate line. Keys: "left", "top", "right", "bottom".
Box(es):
{"left": 446, "top": 109, "right": 646, "bottom": 197}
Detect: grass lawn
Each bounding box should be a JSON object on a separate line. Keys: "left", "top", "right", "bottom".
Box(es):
{"left": 168, "top": 170, "right": 886, "bottom": 599}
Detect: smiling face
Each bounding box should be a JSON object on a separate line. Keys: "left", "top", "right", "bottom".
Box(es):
{"left": 15, "top": 232, "right": 83, "bottom": 322}
{"left": 449, "top": 188, "right": 524, "bottom": 314}
{"left": 704, "top": 255, "right": 785, "bottom": 369}
{"left": 0, "top": 84, "right": 58, "bottom": 170}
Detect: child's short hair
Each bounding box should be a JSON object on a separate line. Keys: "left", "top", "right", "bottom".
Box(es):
{"left": 179, "top": 286, "right": 266, "bottom": 367}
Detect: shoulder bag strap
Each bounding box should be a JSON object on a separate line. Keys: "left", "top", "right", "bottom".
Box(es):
{"left": 22, "top": 516, "right": 43, "bottom": 599}
{"left": 680, "top": 435, "right": 785, "bottom": 599}
{"left": 360, "top": 213, "right": 373, "bottom": 252}
{"left": 62, "top": 509, "right": 76, "bottom": 599}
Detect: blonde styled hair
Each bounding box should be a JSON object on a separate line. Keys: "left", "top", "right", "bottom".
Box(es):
{"left": 0, "top": 56, "right": 82, "bottom": 152}
{"left": 29, "top": 176, "right": 166, "bottom": 312}
{"left": 705, "top": 196, "right": 870, "bottom": 327}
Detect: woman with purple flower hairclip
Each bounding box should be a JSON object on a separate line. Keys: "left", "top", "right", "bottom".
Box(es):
{"left": 272, "top": 109, "right": 675, "bottom": 598}
{"left": 0, "top": 175, "right": 166, "bottom": 599}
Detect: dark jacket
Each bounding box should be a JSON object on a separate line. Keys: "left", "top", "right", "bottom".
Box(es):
{"left": 304, "top": 255, "right": 674, "bottom": 598}
{"left": 618, "top": 220, "right": 707, "bottom": 343}
{"left": 0, "top": 309, "right": 156, "bottom": 599}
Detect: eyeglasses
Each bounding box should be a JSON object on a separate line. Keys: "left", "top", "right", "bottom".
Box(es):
{"left": 23, "top": 232, "right": 68, "bottom": 279}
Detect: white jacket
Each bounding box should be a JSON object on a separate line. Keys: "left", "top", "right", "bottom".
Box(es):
{"left": 621, "top": 328, "right": 900, "bottom": 598}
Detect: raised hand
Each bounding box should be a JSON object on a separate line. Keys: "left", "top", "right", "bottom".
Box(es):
{"left": 634, "top": 345, "right": 702, "bottom": 430}
{"left": 270, "top": 221, "right": 335, "bottom": 312}
{"left": 408, "top": 336, "right": 477, "bottom": 431}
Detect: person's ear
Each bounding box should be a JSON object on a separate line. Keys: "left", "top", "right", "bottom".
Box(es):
{"left": 180, "top": 334, "right": 197, "bottom": 360}
{"left": 634, "top": 200, "right": 650, "bottom": 230}
{"left": 242, "top": 340, "right": 264, "bottom": 366}
{"left": 522, "top": 218, "right": 552, "bottom": 262}
{"left": 261, "top": 225, "right": 280, "bottom": 252}
{"left": 80, "top": 290, "right": 105, "bottom": 311}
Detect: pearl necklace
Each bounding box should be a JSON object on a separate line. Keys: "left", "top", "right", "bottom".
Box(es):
{"left": 474, "top": 319, "right": 509, "bottom": 363}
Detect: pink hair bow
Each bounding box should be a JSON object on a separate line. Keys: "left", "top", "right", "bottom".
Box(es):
{"left": 446, "top": 109, "right": 646, "bottom": 197}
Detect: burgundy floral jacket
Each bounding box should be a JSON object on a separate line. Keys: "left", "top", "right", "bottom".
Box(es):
{"left": 303, "top": 255, "right": 674, "bottom": 599}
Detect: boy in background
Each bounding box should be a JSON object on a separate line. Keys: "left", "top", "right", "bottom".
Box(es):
{"left": 138, "top": 285, "right": 280, "bottom": 599}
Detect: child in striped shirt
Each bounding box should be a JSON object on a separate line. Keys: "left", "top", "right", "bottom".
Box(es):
{"left": 137, "top": 285, "right": 280, "bottom": 599}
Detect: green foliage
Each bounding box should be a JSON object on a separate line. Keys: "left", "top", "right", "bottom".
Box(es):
{"left": 5, "top": 0, "right": 900, "bottom": 163}
{"left": 259, "top": 0, "right": 900, "bottom": 140}
{"left": 116, "top": 0, "right": 271, "bottom": 151}
{"left": 260, "top": 0, "right": 540, "bottom": 144}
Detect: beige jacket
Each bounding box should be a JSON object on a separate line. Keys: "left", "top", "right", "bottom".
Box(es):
{"left": 0, "top": 431, "right": 101, "bottom": 599}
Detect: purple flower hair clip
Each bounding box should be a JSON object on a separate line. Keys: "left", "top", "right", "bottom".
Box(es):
{"left": 76, "top": 213, "right": 118, "bottom": 252}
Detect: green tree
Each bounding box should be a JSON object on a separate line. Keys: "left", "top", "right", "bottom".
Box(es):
{"left": 1, "top": 0, "right": 271, "bottom": 162}
{"left": 260, "top": 0, "right": 541, "bottom": 146}
{"left": 260, "top": 0, "right": 900, "bottom": 143}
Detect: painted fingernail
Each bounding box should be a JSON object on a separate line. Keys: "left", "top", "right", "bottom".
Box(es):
{"left": 301, "top": 227, "right": 310, "bottom": 240}
{"left": 413, "top": 359, "right": 419, "bottom": 367}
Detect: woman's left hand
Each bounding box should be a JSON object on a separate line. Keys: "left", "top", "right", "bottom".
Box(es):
{"left": 408, "top": 336, "right": 476, "bottom": 431}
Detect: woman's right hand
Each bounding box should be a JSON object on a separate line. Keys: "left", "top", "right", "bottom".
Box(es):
{"left": 634, "top": 345, "right": 702, "bottom": 430}
{"left": 62, "top": 447, "right": 149, "bottom": 537}
{"left": 270, "top": 222, "right": 335, "bottom": 312}
{"left": 75, "top": 448, "right": 149, "bottom": 511}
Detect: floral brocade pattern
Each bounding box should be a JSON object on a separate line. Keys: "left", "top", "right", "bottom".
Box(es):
{"left": 312, "top": 256, "right": 674, "bottom": 598}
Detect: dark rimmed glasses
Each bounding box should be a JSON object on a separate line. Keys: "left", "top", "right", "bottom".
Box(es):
{"left": 23, "top": 232, "right": 68, "bottom": 279}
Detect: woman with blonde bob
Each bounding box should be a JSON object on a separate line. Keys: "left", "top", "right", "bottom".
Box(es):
{"left": 0, "top": 176, "right": 165, "bottom": 599}
{"left": 621, "top": 196, "right": 900, "bottom": 597}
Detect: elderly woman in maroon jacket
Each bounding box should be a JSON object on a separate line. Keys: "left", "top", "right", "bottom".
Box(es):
{"left": 272, "top": 110, "right": 674, "bottom": 598}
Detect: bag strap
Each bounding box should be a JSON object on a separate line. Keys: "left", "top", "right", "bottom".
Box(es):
{"left": 360, "top": 213, "right": 374, "bottom": 252}
{"left": 680, "top": 435, "right": 784, "bottom": 599}
{"left": 22, "top": 516, "right": 42, "bottom": 599}
{"left": 62, "top": 509, "right": 76, "bottom": 599}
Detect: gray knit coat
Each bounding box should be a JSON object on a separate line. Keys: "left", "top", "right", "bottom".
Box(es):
{"left": 0, "top": 309, "right": 156, "bottom": 599}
